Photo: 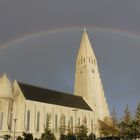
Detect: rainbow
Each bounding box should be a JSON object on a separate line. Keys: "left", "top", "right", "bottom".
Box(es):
{"left": 0, "top": 25, "right": 140, "bottom": 49}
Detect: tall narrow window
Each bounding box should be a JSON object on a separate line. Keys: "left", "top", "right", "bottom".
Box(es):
{"left": 34, "top": 105, "right": 37, "bottom": 130}
{"left": 64, "top": 115, "right": 66, "bottom": 128}
{"left": 27, "top": 110, "right": 30, "bottom": 131}
{"left": 24, "top": 104, "right": 27, "bottom": 130}
{"left": 55, "top": 114, "right": 58, "bottom": 132}
{"left": 78, "top": 118, "right": 80, "bottom": 126}
{"left": 0, "top": 112, "right": 3, "bottom": 130}
{"left": 37, "top": 111, "right": 40, "bottom": 132}
{"left": 8, "top": 113, "right": 12, "bottom": 131}
{"left": 46, "top": 113, "right": 48, "bottom": 127}
{"left": 8, "top": 103, "right": 12, "bottom": 131}
{"left": 81, "top": 57, "right": 83, "bottom": 64}
{"left": 89, "top": 57, "right": 90, "bottom": 63}
{"left": 70, "top": 117, "right": 73, "bottom": 131}
{"left": 92, "top": 58, "right": 93, "bottom": 64}
{"left": 91, "top": 119, "right": 93, "bottom": 132}
{"left": 46, "top": 113, "right": 51, "bottom": 128}
{"left": 83, "top": 58, "right": 85, "bottom": 63}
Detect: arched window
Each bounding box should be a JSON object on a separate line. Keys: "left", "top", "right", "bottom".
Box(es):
{"left": 55, "top": 114, "right": 58, "bottom": 132}
{"left": 37, "top": 111, "right": 40, "bottom": 132}
{"left": 0, "top": 112, "right": 3, "bottom": 130}
{"left": 27, "top": 110, "right": 30, "bottom": 131}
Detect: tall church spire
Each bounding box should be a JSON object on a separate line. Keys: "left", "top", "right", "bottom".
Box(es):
{"left": 76, "top": 29, "right": 96, "bottom": 65}
{"left": 74, "top": 30, "right": 110, "bottom": 120}
{"left": 84, "top": 28, "right": 86, "bottom": 32}
{"left": 74, "top": 30, "right": 97, "bottom": 103}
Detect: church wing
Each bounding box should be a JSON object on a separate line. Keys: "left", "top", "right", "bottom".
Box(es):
{"left": 18, "top": 82, "right": 93, "bottom": 111}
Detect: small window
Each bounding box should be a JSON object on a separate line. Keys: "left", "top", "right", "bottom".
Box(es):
{"left": 92, "top": 69, "right": 94, "bottom": 73}
{"left": 80, "top": 70, "right": 83, "bottom": 74}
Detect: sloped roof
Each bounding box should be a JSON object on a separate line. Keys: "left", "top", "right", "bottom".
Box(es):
{"left": 18, "top": 82, "right": 92, "bottom": 111}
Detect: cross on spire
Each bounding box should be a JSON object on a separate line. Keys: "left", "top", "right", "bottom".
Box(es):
{"left": 84, "top": 28, "right": 86, "bottom": 32}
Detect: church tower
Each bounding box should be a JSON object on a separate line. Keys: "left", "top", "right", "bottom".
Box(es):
{"left": 74, "top": 30, "right": 109, "bottom": 120}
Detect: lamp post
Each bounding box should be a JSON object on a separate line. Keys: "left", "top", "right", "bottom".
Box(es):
{"left": 73, "top": 108, "right": 78, "bottom": 140}
{"left": 13, "top": 118, "right": 17, "bottom": 140}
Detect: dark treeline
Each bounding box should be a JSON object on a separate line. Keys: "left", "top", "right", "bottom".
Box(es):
{"left": 98, "top": 102, "right": 140, "bottom": 140}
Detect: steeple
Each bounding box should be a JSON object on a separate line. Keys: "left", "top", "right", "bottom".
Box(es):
{"left": 74, "top": 30, "right": 97, "bottom": 105}
{"left": 74, "top": 30, "right": 110, "bottom": 120}
{"left": 84, "top": 28, "right": 86, "bottom": 32}
{"left": 76, "top": 30, "right": 96, "bottom": 66}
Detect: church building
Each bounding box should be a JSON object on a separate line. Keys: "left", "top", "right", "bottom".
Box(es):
{"left": 0, "top": 30, "right": 109, "bottom": 139}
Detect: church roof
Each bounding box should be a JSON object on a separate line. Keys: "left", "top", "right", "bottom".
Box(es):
{"left": 18, "top": 82, "right": 93, "bottom": 111}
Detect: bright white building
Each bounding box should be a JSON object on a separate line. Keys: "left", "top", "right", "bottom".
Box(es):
{"left": 0, "top": 30, "right": 109, "bottom": 139}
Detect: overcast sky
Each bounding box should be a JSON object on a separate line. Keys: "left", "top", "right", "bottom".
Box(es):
{"left": 0, "top": 0, "right": 140, "bottom": 117}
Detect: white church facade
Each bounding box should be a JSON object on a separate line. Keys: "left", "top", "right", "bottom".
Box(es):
{"left": 0, "top": 31, "right": 109, "bottom": 139}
